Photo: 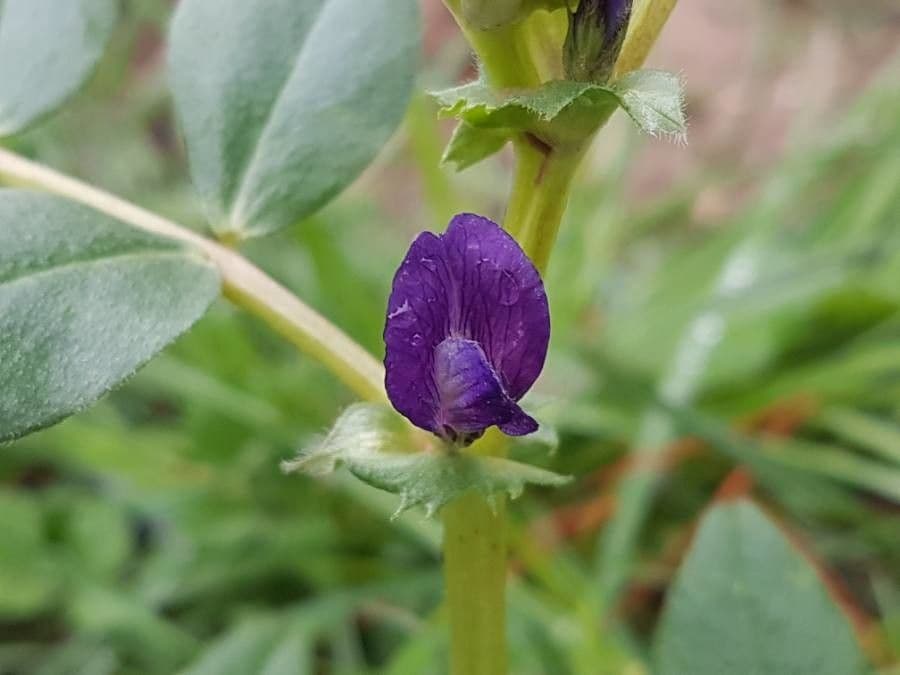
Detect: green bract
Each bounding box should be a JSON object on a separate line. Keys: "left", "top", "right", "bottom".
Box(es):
{"left": 0, "top": 190, "right": 220, "bottom": 442}
{"left": 433, "top": 69, "right": 686, "bottom": 169}
{"left": 654, "top": 501, "right": 866, "bottom": 675}
{"left": 169, "top": 0, "right": 421, "bottom": 240}
{"left": 282, "top": 403, "right": 570, "bottom": 518}
{"left": 0, "top": 0, "right": 117, "bottom": 136}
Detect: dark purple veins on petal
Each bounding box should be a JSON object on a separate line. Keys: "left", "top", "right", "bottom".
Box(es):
{"left": 383, "top": 213, "right": 550, "bottom": 441}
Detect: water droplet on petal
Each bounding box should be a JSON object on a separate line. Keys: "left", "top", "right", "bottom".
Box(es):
{"left": 499, "top": 270, "right": 519, "bottom": 306}
{"left": 420, "top": 257, "right": 437, "bottom": 272}
{"left": 388, "top": 299, "right": 415, "bottom": 327}
{"left": 410, "top": 333, "right": 424, "bottom": 347}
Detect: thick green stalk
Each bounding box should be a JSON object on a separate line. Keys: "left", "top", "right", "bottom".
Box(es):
{"left": 504, "top": 136, "right": 586, "bottom": 274}
{"left": 440, "top": 134, "right": 586, "bottom": 674}
{"left": 437, "top": 4, "right": 537, "bottom": 672}
{"left": 443, "top": 0, "right": 682, "bottom": 669}
{"left": 437, "top": 5, "right": 588, "bottom": 673}
{"left": 442, "top": 492, "right": 508, "bottom": 675}
{"left": 441, "top": 428, "right": 510, "bottom": 675}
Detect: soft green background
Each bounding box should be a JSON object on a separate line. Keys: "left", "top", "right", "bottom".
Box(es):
{"left": 1, "top": 1, "right": 898, "bottom": 673}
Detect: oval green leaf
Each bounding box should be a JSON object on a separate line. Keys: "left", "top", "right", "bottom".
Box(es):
{"left": 169, "top": 0, "right": 421, "bottom": 239}
{"left": 0, "top": 190, "right": 220, "bottom": 442}
{"left": 0, "top": 0, "right": 117, "bottom": 136}
{"left": 654, "top": 501, "right": 867, "bottom": 675}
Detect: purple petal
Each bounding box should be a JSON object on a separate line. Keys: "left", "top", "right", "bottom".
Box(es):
{"left": 440, "top": 214, "right": 550, "bottom": 400}
{"left": 384, "top": 214, "right": 549, "bottom": 438}
{"left": 433, "top": 337, "right": 537, "bottom": 439}
{"left": 383, "top": 232, "right": 449, "bottom": 433}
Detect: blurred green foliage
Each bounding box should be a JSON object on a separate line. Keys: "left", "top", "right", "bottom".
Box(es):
{"left": 1, "top": 1, "right": 899, "bottom": 673}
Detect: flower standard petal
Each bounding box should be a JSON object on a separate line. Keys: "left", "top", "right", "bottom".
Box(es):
{"left": 441, "top": 214, "right": 550, "bottom": 400}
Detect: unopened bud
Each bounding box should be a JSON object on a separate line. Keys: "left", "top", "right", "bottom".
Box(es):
{"left": 563, "top": 0, "right": 633, "bottom": 83}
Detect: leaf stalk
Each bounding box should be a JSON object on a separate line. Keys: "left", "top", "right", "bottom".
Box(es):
{"left": 0, "top": 147, "right": 386, "bottom": 404}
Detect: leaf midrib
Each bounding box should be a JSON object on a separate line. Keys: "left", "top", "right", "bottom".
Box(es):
{"left": 0, "top": 249, "right": 202, "bottom": 291}
{"left": 227, "top": 0, "right": 332, "bottom": 229}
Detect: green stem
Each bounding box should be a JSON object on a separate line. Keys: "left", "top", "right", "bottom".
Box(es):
{"left": 442, "top": 492, "right": 508, "bottom": 675}
{"left": 437, "top": 8, "right": 590, "bottom": 673}
{"left": 505, "top": 136, "right": 587, "bottom": 274}
{"left": 438, "top": 122, "right": 587, "bottom": 675}
{"left": 439, "top": 142, "right": 586, "bottom": 672}
{"left": 442, "top": 1, "right": 542, "bottom": 88}
{"left": 0, "top": 147, "right": 386, "bottom": 403}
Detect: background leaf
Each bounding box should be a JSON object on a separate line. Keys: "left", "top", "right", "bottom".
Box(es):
{"left": 0, "top": 490, "right": 58, "bottom": 617}
{"left": 179, "top": 615, "right": 311, "bottom": 675}
{"left": 0, "top": 190, "right": 220, "bottom": 442}
{"left": 169, "top": 0, "right": 421, "bottom": 239}
{"left": 0, "top": 0, "right": 117, "bottom": 136}
{"left": 654, "top": 500, "right": 866, "bottom": 675}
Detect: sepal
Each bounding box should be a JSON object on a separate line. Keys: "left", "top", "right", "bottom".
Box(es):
{"left": 282, "top": 403, "right": 570, "bottom": 518}
{"left": 432, "top": 68, "right": 686, "bottom": 169}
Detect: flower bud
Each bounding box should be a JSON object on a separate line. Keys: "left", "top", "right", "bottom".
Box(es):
{"left": 563, "top": 0, "right": 633, "bottom": 83}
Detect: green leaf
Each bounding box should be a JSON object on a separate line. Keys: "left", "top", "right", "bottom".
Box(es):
{"left": 57, "top": 495, "right": 131, "bottom": 581}
{"left": 759, "top": 438, "right": 900, "bottom": 504}
{"left": 816, "top": 406, "right": 900, "bottom": 466}
{"left": 654, "top": 501, "right": 867, "bottom": 675}
{"left": 613, "top": 69, "right": 687, "bottom": 139}
{"left": 68, "top": 586, "right": 199, "bottom": 673}
{"left": 433, "top": 79, "right": 616, "bottom": 129}
{"left": 180, "top": 616, "right": 312, "bottom": 675}
{"left": 282, "top": 403, "right": 570, "bottom": 518}
{"left": 0, "top": 190, "right": 220, "bottom": 442}
{"left": 0, "top": 0, "right": 117, "bottom": 136}
{"left": 442, "top": 122, "right": 510, "bottom": 171}
{"left": 169, "top": 0, "right": 420, "bottom": 239}
{"left": 431, "top": 69, "right": 685, "bottom": 149}
{"left": 0, "top": 490, "right": 58, "bottom": 616}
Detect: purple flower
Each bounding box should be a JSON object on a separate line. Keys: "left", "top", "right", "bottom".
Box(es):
{"left": 564, "top": 0, "right": 633, "bottom": 83}
{"left": 384, "top": 214, "right": 550, "bottom": 444}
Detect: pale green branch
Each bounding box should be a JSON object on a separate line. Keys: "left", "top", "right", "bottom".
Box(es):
{"left": 0, "top": 147, "right": 386, "bottom": 404}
